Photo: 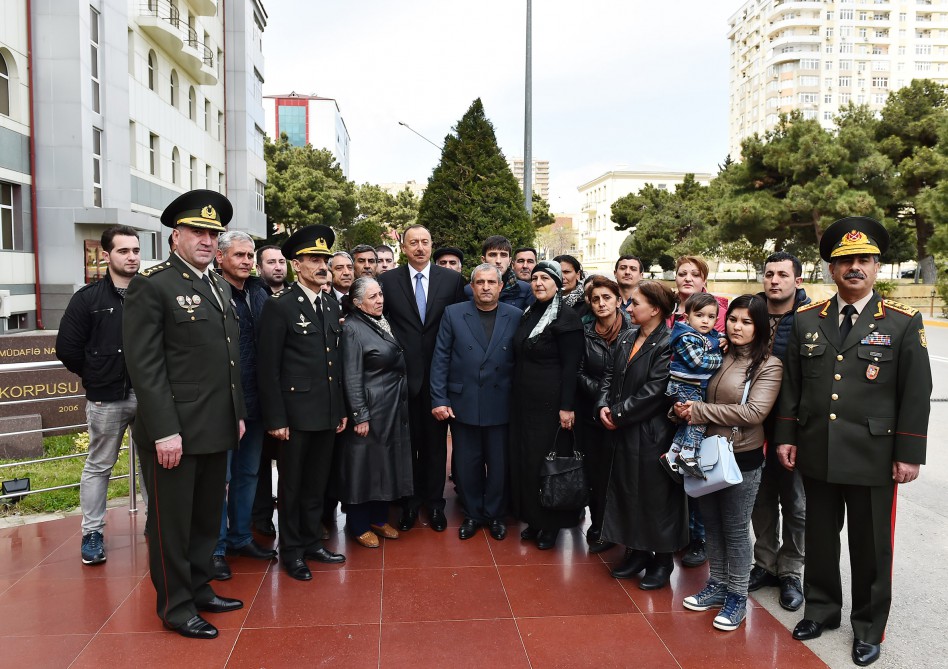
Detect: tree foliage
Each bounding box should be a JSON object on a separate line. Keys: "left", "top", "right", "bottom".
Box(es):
{"left": 338, "top": 184, "right": 420, "bottom": 249}
{"left": 264, "top": 133, "right": 357, "bottom": 243}
{"left": 417, "top": 99, "right": 534, "bottom": 262}
{"left": 532, "top": 192, "right": 555, "bottom": 228}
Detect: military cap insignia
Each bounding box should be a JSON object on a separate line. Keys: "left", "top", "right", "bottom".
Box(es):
{"left": 919, "top": 328, "right": 928, "bottom": 349}
{"left": 201, "top": 205, "right": 217, "bottom": 220}
{"left": 882, "top": 299, "right": 918, "bottom": 317}
{"left": 176, "top": 294, "right": 202, "bottom": 313}
{"left": 798, "top": 299, "right": 829, "bottom": 314}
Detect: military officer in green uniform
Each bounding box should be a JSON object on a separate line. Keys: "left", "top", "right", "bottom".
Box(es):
{"left": 124, "top": 190, "right": 247, "bottom": 639}
{"left": 775, "top": 216, "right": 932, "bottom": 667}
{"left": 257, "top": 225, "right": 347, "bottom": 582}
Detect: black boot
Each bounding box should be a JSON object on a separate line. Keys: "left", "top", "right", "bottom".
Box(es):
{"left": 611, "top": 548, "right": 652, "bottom": 579}
{"left": 639, "top": 552, "right": 674, "bottom": 590}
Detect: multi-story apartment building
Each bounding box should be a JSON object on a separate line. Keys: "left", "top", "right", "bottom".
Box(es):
{"left": 576, "top": 170, "right": 714, "bottom": 273}
{"left": 0, "top": 0, "right": 267, "bottom": 331}
{"left": 508, "top": 157, "right": 549, "bottom": 201}
{"left": 262, "top": 92, "right": 350, "bottom": 178}
{"left": 729, "top": 0, "right": 948, "bottom": 157}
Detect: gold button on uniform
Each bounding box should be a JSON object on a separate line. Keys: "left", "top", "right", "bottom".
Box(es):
{"left": 837, "top": 354, "right": 844, "bottom": 361}
{"left": 831, "top": 394, "right": 839, "bottom": 400}
{"left": 328, "top": 376, "right": 333, "bottom": 382}
{"left": 834, "top": 374, "right": 842, "bottom": 381}
{"left": 830, "top": 413, "right": 837, "bottom": 420}
{"left": 328, "top": 361, "right": 333, "bottom": 367}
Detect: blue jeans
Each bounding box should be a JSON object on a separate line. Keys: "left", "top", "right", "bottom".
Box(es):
{"left": 216, "top": 419, "right": 264, "bottom": 554}
{"left": 667, "top": 380, "right": 707, "bottom": 456}
{"left": 701, "top": 465, "right": 763, "bottom": 595}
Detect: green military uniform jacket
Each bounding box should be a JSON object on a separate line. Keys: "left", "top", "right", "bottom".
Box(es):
{"left": 774, "top": 291, "right": 931, "bottom": 486}
{"left": 123, "top": 253, "right": 245, "bottom": 453}
{"left": 256, "top": 283, "right": 345, "bottom": 432}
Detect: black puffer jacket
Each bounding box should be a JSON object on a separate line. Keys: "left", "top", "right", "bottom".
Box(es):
{"left": 577, "top": 310, "right": 632, "bottom": 425}
{"left": 56, "top": 272, "right": 131, "bottom": 401}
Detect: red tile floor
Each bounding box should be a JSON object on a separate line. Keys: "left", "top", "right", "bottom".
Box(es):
{"left": 0, "top": 492, "right": 828, "bottom": 669}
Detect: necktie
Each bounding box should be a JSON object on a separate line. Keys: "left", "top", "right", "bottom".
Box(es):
{"left": 202, "top": 274, "right": 221, "bottom": 308}
{"left": 840, "top": 304, "right": 856, "bottom": 342}
{"left": 313, "top": 296, "right": 324, "bottom": 323}
{"left": 415, "top": 272, "right": 426, "bottom": 322}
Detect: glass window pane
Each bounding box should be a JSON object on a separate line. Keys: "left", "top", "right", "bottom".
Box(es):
{"left": 1, "top": 208, "right": 13, "bottom": 250}
{"left": 1, "top": 183, "right": 11, "bottom": 206}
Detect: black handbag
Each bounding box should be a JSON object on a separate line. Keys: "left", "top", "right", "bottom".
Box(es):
{"left": 539, "top": 427, "right": 589, "bottom": 510}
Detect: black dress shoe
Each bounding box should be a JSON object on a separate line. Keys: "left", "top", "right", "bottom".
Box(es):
{"left": 230, "top": 540, "right": 277, "bottom": 560}
{"left": 536, "top": 529, "right": 558, "bottom": 550}
{"left": 586, "top": 527, "right": 601, "bottom": 545}
{"left": 253, "top": 519, "right": 277, "bottom": 537}
{"left": 459, "top": 518, "right": 480, "bottom": 540}
{"left": 680, "top": 538, "right": 707, "bottom": 568}
{"left": 852, "top": 639, "right": 881, "bottom": 666}
{"left": 792, "top": 618, "right": 841, "bottom": 641}
{"left": 639, "top": 552, "right": 674, "bottom": 590}
{"left": 611, "top": 549, "right": 652, "bottom": 579}
{"left": 489, "top": 519, "right": 507, "bottom": 541}
{"left": 165, "top": 615, "right": 218, "bottom": 639}
{"left": 284, "top": 558, "right": 312, "bottom": 581}
{"left": 748, "top": 565, "right": 780, "bottom": 592}
{"left": 429, "top": 509, "right": 447, "bottom": 532}
{"left": 779, "top": 575, "right": 804, "bottom": 611}
{"left": 197, "top": 595, "right": 244, "bottom": 614}
{"left": 211, "top": 555, "right": 232, "bottom": 581}
{"left": 588, "top": 539, "right": 616, "bottom": 554}
{"left": 304, "top": 547, "right": 346, "bottom": 564}
{"left": 520, "top": 526, "right": 539, "bottom": 541}
{"left": 398, "top": 508, "right": 418, "bottom": 531}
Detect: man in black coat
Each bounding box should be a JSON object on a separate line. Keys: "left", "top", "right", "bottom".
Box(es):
{"left": 378, "top": 224, "right": 466, "bottom": 531}
{"left": 256, "top": 225, "right": 348, "bottom": 581}
{"left": 124, "top": 190, "right": 246, "bottom": 639}
{"left": 57, "top": 225, "right": 141, "bottom": 566}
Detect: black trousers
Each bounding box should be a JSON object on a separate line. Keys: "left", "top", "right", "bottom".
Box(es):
{"left": 451, "top": 421, "right": 508, "bottom": 523}
{"left": 404, "top": 387, "right": 449, "bottom": 513}
{"left": 139, "top": 449, "right": 228, "bottom": 627}
{"left": 277, "top": 429, "right": 335, "bottom": 563}
{"left": 581, "top": 421, "right": 612, "bottom": 534}
{"left": 801, "top": 475, "right": 897, "bottom": 644}
{"left": 251, "top": 433, "right": 279, "bottom": 523}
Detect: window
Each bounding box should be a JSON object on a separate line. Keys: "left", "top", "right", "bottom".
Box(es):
{"left": 217, "top": 111, "right": 223, "bottom": 140}
{"left": 204, "top": 100, "right": 210, "bottom": 132}
{"left": 171, "top": 147, "right": 179, "bottom": 185}
{"left": 255, "top": 179, "right": 265, "bottom": 213}
{"left": 871, "top": 76, "right": 888, "bottom": 87}
{"left": 841, "top": 9, "right": 854, "bottom": 19}
{"left": 874, "top": 93, "right": 888, "bottom": 104}
{"left": 0, "top": 51, "right": 9, "bottom": 116}
{"left": 218, "top": 171, "right": 224, "bottom": 194}
{"left": 149, "top": 133, "right": 158, "bottom": 176}
{"left": 800, "top": 59, "right": 820, "bottom": 70}
{"left": 90, "top": 7, "right": 100, "bottom": 113}
{"left": 799, "top": 92, "right": 819, "bottom": 104}
{"left": 147, "top": 50, "right": 157, "bottom": 91}
{"left": 824, "top": 111, "right": 834, "bottom": 121}
{"left": 917, "top": 61, "right": 933, "bottom": 71}
{"left": 253, "top": 69, "right": 263, "bottom": 102}
{"left": 826, "top": 27, "right": 834, "bottom": 38}
{"left": 189, "top": 156, "right": 197, "bottom": 189}
{"left": 825, "top": 94, "right": 833, "bottom": 104}
{"left": 92, "top": 127, "right": 102, "bottom": 207}
{"left": 205, "top": 165, "right": 212, "bottom": 189}
{"left": 170, "top": 69, "right": 178, "bottom": 107}
{"left": 840, "top": 43, "right": 854, "bottom": 53}
{"left": 800, "top": 75, "right": 819, "bottom": 86}
{"left": 840, "top": 93, "right": 851, "bottom": 104}
{"left": 188, "top": 86, "right": 196, "bottom": 120}
{"left": 1, "top": 182, "right": 14, "bottom": 250}
{"left": 918, "top": 44, "right": 933, "bottom": 55}
{"left": 129, "top": 121, "right": 136, "bottom": 168}
{"left": 825, "top": 61, "right": 834, "bottom": 70}
{"left": 840, "top": 59, "right": 852, "bottom": 70}
{"left": 839, "top": 75, "right": 852, "bottom": 86}
{"left": 802, "top": 109, "right": 818, "bottom": 120}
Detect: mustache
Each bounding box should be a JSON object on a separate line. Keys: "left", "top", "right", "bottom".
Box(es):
{"left": 843, "top": 270, "right": 866, "bottom": 280}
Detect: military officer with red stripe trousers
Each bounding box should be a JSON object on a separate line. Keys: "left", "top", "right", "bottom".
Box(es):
{"left": 775, "top": 216, "right": 932, "bottom": 667}
{"left": 124, "top": 190, "right": 247, "bottom": 639}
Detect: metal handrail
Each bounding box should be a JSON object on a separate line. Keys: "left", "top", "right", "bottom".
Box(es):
{"left": 0, "top": 473, "right": 126, "bottom": 501}
{"left": 139, "top": 0, "right": 214, "bottom": 70}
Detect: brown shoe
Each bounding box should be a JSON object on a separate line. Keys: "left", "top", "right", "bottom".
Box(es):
{"left": 370, "top": 523, "right": 399, "bottom": 539}
{"left": 354, "top": 531, "right": 380, "bottom": 548}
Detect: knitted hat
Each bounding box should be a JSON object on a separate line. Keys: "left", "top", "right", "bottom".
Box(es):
{"left": 532, "top": 260, "right": 563, "bottom": 288}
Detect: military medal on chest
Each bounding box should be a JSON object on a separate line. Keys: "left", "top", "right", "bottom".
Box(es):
{"left": 176, "top": 294, "right": 202, "bottom": 314}
{"left": 298, "top": 313, "right": 312, "bottom": 333}
{"left": 866, "top": 364, "right": 880, "bottom": 380}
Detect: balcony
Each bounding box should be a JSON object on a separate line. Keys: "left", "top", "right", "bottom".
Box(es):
{"left": 137, "top": 1, "right": 217, "bottom": 85}
{"left": 189, "top": 0, "right": 218, "bottom": 16}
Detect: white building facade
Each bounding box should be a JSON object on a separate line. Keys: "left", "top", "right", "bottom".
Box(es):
{"left": 576, "top": 170, "right": 714, "bottom": 273}
{"left": 508, "top": 157, "right": 550, "bottom": 201}
{"left": 0, "top": 0, "right": 267, "bottom": 330}
{"left": 262, "top": 93, "right": 350, "bottom": 178}
{"left": 729, "top": 0, "right": 948, "bottom": 157}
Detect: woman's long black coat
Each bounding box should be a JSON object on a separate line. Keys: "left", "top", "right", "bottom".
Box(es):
{"left": 329, "top": 311, "right": 413, "bottom": 504}
{"left": 595, "top": 322, "right": 688, "bottom": 552}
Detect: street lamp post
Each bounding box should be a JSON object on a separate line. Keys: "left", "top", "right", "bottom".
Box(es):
{"left": 524, "top": 0, "right": 533, "bottom": 215}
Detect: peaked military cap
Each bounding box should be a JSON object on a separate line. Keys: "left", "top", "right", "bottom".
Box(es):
{"left": 433, "top": 246, "right": 465, "bottom": 265}
{"left": 160, "top": 189, "right": 233, "bottom": 232}
{"left": 282, "top": 224, "right": 335, "bottom": 259}
{"left": 819, "top": 216, "right": 889, "bottom": 262}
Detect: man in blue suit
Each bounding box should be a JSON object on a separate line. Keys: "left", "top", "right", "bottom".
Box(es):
{"left": 431, "top": 263, "right": 522, "bottom": 541}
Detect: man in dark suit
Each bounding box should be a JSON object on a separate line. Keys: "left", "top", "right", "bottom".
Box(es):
{"left": 775, "top": 217, "right": 932, "bottom": 667}
{"left": 256, "top": 225, "right": 347, "bottom": 581}
{"left": 124, "top": 190, "right": 246, "bottom": 639}
{"left": 431, "top": 263, "right": 521, "bottom": 541}
{"left": 378, "top": 224, "right": 466, "bottom": 531}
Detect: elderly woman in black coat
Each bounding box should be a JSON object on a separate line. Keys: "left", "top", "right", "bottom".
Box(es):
{"left": 332, "top": 277, "right": 413, "bottom": 548}
{"left": 596, "top": 280, "right": 687, "bottom": 589}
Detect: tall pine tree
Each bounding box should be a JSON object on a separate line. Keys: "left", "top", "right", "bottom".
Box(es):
{"left": 416, "top": 99, "right": 533, "bottom": 266}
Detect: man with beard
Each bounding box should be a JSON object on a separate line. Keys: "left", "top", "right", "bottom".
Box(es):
{"left": 775, "top": 217, "right": 931, "bottom": 667}
{"left": 433, "top": 247, "right": 464, "bottom": 273}
{"left": 57, "top": 226, "right": 142, "bottom": 566}
{"left": 257, "top": 225, "right": 348, "bottom": 581}
{"left": 378, "top": 225, "right": 466, "bottom": 531}
{"left": 255, "top": 245, "right": 288, "bottom": 295}
{"left": 124, "top": 190, "right": 246, "bottom": 639}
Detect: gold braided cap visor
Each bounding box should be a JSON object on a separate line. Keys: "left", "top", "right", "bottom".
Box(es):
{"left": 830, "top": 230, "right": 881, "bottom": 259}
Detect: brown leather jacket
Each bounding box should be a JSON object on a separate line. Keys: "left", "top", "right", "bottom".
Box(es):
{"left": 689, "top": 349, "right": 783, "bottom": 454}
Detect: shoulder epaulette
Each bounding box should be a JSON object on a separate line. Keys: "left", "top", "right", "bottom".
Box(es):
{"left": 139, "top": 262, "right": 172, "bottom": 278}
{"left": 797, "top": 299, "right": 829, "bottom": 314}
{"left": 271, "top": 288, "right": 289, "bottom": 298}
{"left": 883, "top": 299, "right": 918, "bottom": 317}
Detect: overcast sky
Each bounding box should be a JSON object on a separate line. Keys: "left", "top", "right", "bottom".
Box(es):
{"left": 262, "top": 1, "right": 736, "bottom": 212}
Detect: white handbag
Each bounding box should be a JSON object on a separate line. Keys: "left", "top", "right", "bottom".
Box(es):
{"left": 683, "top": 380, "right": 749, "bottom": 498}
